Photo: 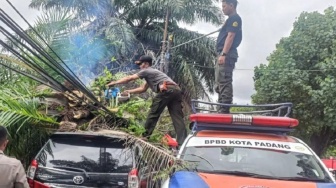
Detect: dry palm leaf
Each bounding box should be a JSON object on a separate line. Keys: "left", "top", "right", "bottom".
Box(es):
{"left": 86, "top": 128, "right": 185, "bottom": 188}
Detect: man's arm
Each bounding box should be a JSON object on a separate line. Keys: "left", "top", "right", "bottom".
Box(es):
{"left": 218, "top": 32, "right": 236, "bottom": 65}
{"left": 124, "top": 83, "right": 149, "bottom": 94}
{"left": 222, "top": 32, "right": 236, "bottom": 55}
{"left": 14, "top": 161, "right": 29, "bottom": 188}
{"left": 106, "top": 74, "right": 140, "bottom": 87}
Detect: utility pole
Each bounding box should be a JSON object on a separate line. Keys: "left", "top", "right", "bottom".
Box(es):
{"left": 160, "top": 8, "right": 170, "bottom": 73}
{"left": 165, "top": 34, "right": 173, "bottom": 74}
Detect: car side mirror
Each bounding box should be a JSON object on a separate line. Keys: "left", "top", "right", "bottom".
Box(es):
{"left": 189, "top": 122, "right": 195, "bottom": 130}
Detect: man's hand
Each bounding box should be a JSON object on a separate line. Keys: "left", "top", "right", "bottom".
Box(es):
{"left": 218, "top": 55, "right": 226, "bottom": 65}
{"left": 122, "top": 90, "right": 131, "bottom": 96}
{"left": 106, "top": 81, "right": 116, "bottom": 87}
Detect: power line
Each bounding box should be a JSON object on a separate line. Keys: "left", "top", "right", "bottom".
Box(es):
{"left": 1, "top": 0, "right": 113, "bottom": 113}
{"left": 185, "top": 63, "right": 336, "bottom": 72}
{"left": 171, "top": 29, "right": 220, "bottom": 50}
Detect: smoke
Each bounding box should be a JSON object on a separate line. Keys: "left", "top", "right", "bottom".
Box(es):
{"left": 59, "top": 32, "right": 139, "bottom": 86}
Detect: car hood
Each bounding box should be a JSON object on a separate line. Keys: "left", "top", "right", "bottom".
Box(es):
{"left": 167, "top": 171, "right": 336, "bottom": 188}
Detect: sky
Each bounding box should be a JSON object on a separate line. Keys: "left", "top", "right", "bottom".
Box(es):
{"left": 1, "top": 0, "right": 336, "bottom": 104}
{"left": 185, "top": 0, "right": 335, "bottom": 104}
{"left": 0, "top": 1, "right": 41, "bottom": 34}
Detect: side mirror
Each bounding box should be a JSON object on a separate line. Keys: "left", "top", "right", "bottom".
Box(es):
{"left": 162, "top": 134, "right": 178, "bottom": 149}
{"left": 189, "top": 122, "right": 195, "bottom": 130}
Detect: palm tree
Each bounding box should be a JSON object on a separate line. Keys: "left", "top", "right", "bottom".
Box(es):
{"left": 29, "top": 0, "right": 224, "bottom": 103}
{"left": 29, "top": 0, "right": 223, "bottom": 158}
{"left": 0, "top": 1, "right": 222, "bottom": 182}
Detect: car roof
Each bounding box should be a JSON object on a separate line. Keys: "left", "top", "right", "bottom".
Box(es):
{"left": 194, "top": 130, "right": 298, "bottom": 143}
{"left": 51, "top": 130, "right": 128, "bottom": 139}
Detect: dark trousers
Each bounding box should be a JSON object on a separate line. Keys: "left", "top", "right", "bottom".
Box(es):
{"left": 215, "top": 52, "right": 238, "bottom": 113}
{"left": 143, "top": 85, "right": 187, "bottom": 146}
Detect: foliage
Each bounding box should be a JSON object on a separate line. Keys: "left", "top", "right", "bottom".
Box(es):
{"left": 0, "top": 82, "right": 56, "bottom": 167}
{"left": 230, "top": 107, "right": 256, "bottom": 113}
{"left": 324, "top": 146, "right": 336, "bottom": 158}
{"left": 0, "top": 85, "right": 59, "bottom": 130}
{"left": 0, "top": 0, "right": 224, "bottom": 178}
{"left": 5, "top": 124, "right": 51, "bottom": 168}
{"left": 88, "top": 70, "right": 169, "bottom": 142}
{"left": 29, "top": 0, "right": 223, "bottom": 102}
{"left": 123, "top": 133, "right": 184, "bottom": 186}
{"left": 117, "top": 99, "right": 150, "bottom": 136}
{"left": 90, "top": 68, "right": 114, "bottom": 99}
{"left": 252, "top": 7, "right": 336, "bottom": 156}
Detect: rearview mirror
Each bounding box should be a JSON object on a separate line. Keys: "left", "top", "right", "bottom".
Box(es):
{"left": 221, "top": 147, "right": 234, "bottom": 155}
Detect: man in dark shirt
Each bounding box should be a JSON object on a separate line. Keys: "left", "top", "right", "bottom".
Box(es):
{"left": 215, "top": 0, "right": 242, "bottom": 113}
{"left": 106, "top": 55, "right": 187, "bottom": 147}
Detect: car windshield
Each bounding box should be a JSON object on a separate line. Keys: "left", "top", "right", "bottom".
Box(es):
{"left": 182, "top": 146, "right": 331, "bottom": 182}
{"left": 36, "top": 134, "right": 133, "bottom": 173}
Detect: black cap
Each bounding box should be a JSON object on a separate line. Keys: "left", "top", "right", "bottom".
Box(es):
{"left": 135, "top": 55, "right": 153, "bottom": 66}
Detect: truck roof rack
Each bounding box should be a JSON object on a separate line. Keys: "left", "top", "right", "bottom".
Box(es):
{"left": 191, "top": 100, "right": 293, "bottom": 117}
{"left": 189, "top": 100, "right": 297, "bottom": 134}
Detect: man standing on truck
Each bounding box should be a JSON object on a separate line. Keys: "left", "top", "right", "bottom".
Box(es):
{"left": 215, "top": 0, "right": 242, "bottom": 113}
{"left": 106, "top": 55, "right": 187, "bottom": 147}
{"left": 0, "top": 126, "right": 29, "bottom": 188}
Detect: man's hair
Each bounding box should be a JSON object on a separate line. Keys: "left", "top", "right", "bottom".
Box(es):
{"left": 136, "top": 55, "right": 153, "bottom": 66}
{"left": 0, "top": 126, "right": 8, "bottom": 145}
{"left": 222, "top": 0, "right": 238, "bottom": 8}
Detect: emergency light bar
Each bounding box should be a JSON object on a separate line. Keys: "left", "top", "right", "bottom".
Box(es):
{"left": 190, "top": 114, "right": 299, "bottom": 127}
{"left": 189, "top": 100, "right": 298, "bottom": 134}
{"left": 189, "top": 114, "right": 299, "bottom": 134}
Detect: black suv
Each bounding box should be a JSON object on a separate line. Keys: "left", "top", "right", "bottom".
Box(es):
{"left": 26, "top": 131, "right": 151, "bottom": 188}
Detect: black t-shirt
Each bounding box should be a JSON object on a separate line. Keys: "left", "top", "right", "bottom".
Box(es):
{"left": 216, "top": 13, "right": 242, "bottom": 54}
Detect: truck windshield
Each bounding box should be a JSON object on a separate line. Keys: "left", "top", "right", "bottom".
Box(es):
{"left": 182, "top": 146, "right": 332, "bottom": 182}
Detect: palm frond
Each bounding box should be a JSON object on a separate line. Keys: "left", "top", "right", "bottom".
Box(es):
{"left": 30, "top": 0, "right": 117, "bottom": 21}
{"left": 170, "top": 0, "right": 224, "bottom": 25}
{"left": 92, "top": 129, "right": 184, "bottom": 188}
{"left": 104, "top": 18, "right": 138, "bottom": 55}
{"left": 0, "top": 54, "right": 32, "bottom": 70}
{"left": 136, "top": 25, "right": 217, "bottom": 95}
{"left": 175, "top": 61, "right": 206, "bottom": 98}
{"left": 171, "top": 28, "right": 217, "bottom": 92}
{"left": 127, "top": 137, "right": 180, "bottom": 187}
{"left": 0, "top": 87, "right": 58, "bottom": 131}
{"left": 124, "top": 0, "right": 223, "bottom": 26}
{"left": 30, "top": 7, "right": 73, "bottom": 47}
{"left": 0, "top": 54, "right": 54, "bottom": 87}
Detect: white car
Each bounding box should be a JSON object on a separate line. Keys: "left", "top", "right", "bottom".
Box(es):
{"left": 161, "top": 101, "right": 336, "bottom": 188}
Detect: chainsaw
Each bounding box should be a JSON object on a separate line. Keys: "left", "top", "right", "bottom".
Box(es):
{"left": 104, "top": 87, "right": 130, "bottom": 108}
